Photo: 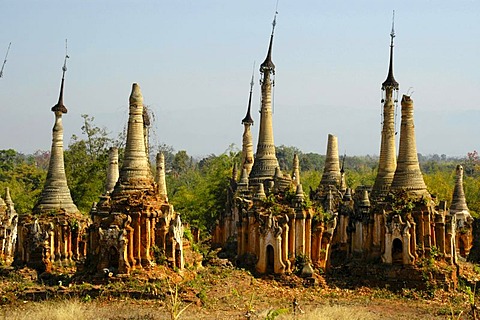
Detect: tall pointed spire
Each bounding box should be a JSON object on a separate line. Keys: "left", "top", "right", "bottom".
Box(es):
{"left": 105, "top": 147, "right": 119, "bottom": 194}
{"left": 390, "top": 95, "right": 427, "bottom": 197}
{"left": 320, "top": 134, "right": 341, "bottom": 187}
{"left": 241, "top": 68, "right": 255, "bottom": 175}
{"left": 249, "top": 12, "right": 280, "bottom": 184}
{"left": 242, "top": 66, "right": 255, "bottom": 125}
{"left": 260, "top": 12, "right": 277, "bottom": 74}
{"left": 382, "top": 11, "right": 399, "bottom": 90}
{"left": 52, "top": 40, "right": 69, "bottom": 114}
{"left": 114, "top": 83, "right": 153, "bottom": 196}
{"left": 372, "top": 13, "right": 399, "bottom": 199}
{"left": 0, "top": 42, "right": 11, "bottom": 79}
{"left": 34, "top": 43, "right": 78, "bottom": 214}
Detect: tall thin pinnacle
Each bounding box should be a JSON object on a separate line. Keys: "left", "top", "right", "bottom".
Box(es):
{"left": 391, "top": 10, "right": 395, "bottom": 45}
{"left": 242, "top": 63, "right": 255, "bottom": 125}
{"left": 52, "top": 39, "right": 69, "bottom": 114}
{"left": 249, "top": 10, "right": 280, "bottom": 183}
{"left": 382, "top": 11, "right": 398, "bottom": 90}
{"left": 0, "top": 42, "right": 11, "bottom": 78}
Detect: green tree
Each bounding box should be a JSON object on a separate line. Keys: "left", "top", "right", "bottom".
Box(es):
{"left": 64, "top": 114, "right": 112, "bottom": 212}
{"left": 168, "top": 152, "right": 239, "bottom": 232}
{"left": 0, "top": 149, "right": 46, "bottom": 213}
{"left": 172, "top": 150, "right": 192, "bottom": 175}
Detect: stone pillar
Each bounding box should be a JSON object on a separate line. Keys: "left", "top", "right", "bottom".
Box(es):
{"left": 292, "top": 154, "right": 301, "bottom": 186}
{"left": 410, "top": 222, "right": 417, "bottom": 259}
{"left": 105, "top": 147, "right": 119, "bottom": 194}
{"left": 140, "top": 216, "right": 151, "bottom": 266}
{"left": 247, "top": 215, "right": 256, "bottom": 254}
{"left": 417, "top": 213, "right": 424, "bottom": 253}
{"left": 127, "top": 225, "right": 135, "bottom": 267}
{"left": 434, "top": 214, "right": 446, "bottom": 257}
{"left": 134, "top": 214, "right": 142, "bottom": 267}
{"left": 305, "top": 215, "right": 312, "bottom": 259}
{"left": 281, "top": 222, "right": 290, "bottom": 272}
{"left": 425, "top": 212, "right": 432, "bottom": 251}
{"left": 66, "top": 226, "right": 72, "bottom": 261}
{"left": 155, "top": 153, "right": 168, "bottom": 201}
{"left": 288, "top": 214, "right": 296, "bottom": 257}
{"left": 295, "top": 212, "right": 306, "bottom": 255}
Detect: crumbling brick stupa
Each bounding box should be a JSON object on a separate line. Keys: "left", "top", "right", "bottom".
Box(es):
{"left": 14, "top": 57, "right": 89, "bottom": 273}
{"left": 88, "top": 83, "right": 184, "bottom": 276}
{"left": 214, "top": 15, "right": 473, "bottom": 282}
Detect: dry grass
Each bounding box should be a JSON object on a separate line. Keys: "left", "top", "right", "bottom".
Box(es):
{"left": 293, "top": 305, "right": 376, "bottom": 320}
{"left": 0, "top": 300, "right": 165, "bottom": 320}
{"left": 0, "top": 299, "right": 443, "bottom": 320}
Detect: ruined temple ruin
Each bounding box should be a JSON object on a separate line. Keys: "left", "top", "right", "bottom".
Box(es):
{"left": 0, "top": 188, "right": 18, "bottom": 263}
{"left": 14, "top": 57, "right": 89, "bottom": 273}
{"left": 213, "top": 15, "right": 336, "bottom": 274}
{"left": 88, "top": 83, "right": 184, "bottom": 275}
{"left": 214, "top": 16, "right": 472, "bottom": 278}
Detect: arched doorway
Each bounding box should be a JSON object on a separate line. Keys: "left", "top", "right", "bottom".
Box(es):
{"left": 266, "top": 245, "right": 274, "bottom": 273}
{"left": 392, "top": 238, "right": 403, "bottom": 264}
{"left": 108, "top": 246, "right": 120, "bottom": 270}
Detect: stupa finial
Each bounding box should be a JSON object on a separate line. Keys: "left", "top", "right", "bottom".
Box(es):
{"left": 52, "top": 39, "right": 69, "bottom": 114}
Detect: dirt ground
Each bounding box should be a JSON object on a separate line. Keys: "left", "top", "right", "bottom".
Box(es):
{"left": 0, "top": 263, "right": 476, "bottom": 319}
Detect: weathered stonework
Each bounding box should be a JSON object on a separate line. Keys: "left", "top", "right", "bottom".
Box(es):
{"left": 14, "top": 61, "right": 89, "bottom": 272}
{"left": 88, "top": 83, "right": 184, "bottom": 275}
{"left": 319, "top": 134, "right": 341, "bottom": 188}
{"left": 214, "top": 19, "right": 468, "bottom": 283}
{"left": 105, "top": 147, "right": 119, "bottom": 194}
{"left": 214, "top": 18, "right": 335, "bottom": 274}
{"left": 450, "top": 165, "right": 473, "bottom": 258}
{"left": 155, "top": 153, "right": 168, "bottom": 202}
{"left": 0, "top": 188, "right": 18, "bottom": 263}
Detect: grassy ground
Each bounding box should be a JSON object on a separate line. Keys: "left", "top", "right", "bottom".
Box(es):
{"left": 0, "top": 263, "right": 476, "bottom": 319}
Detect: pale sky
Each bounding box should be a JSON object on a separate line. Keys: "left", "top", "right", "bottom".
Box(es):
{"left": 0, "top": 1, "right": 479, "bottom": 158}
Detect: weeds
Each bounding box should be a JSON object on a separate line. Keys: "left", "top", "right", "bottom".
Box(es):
{"left": 166, "top": 280, "right": 191, "bottom": 320}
